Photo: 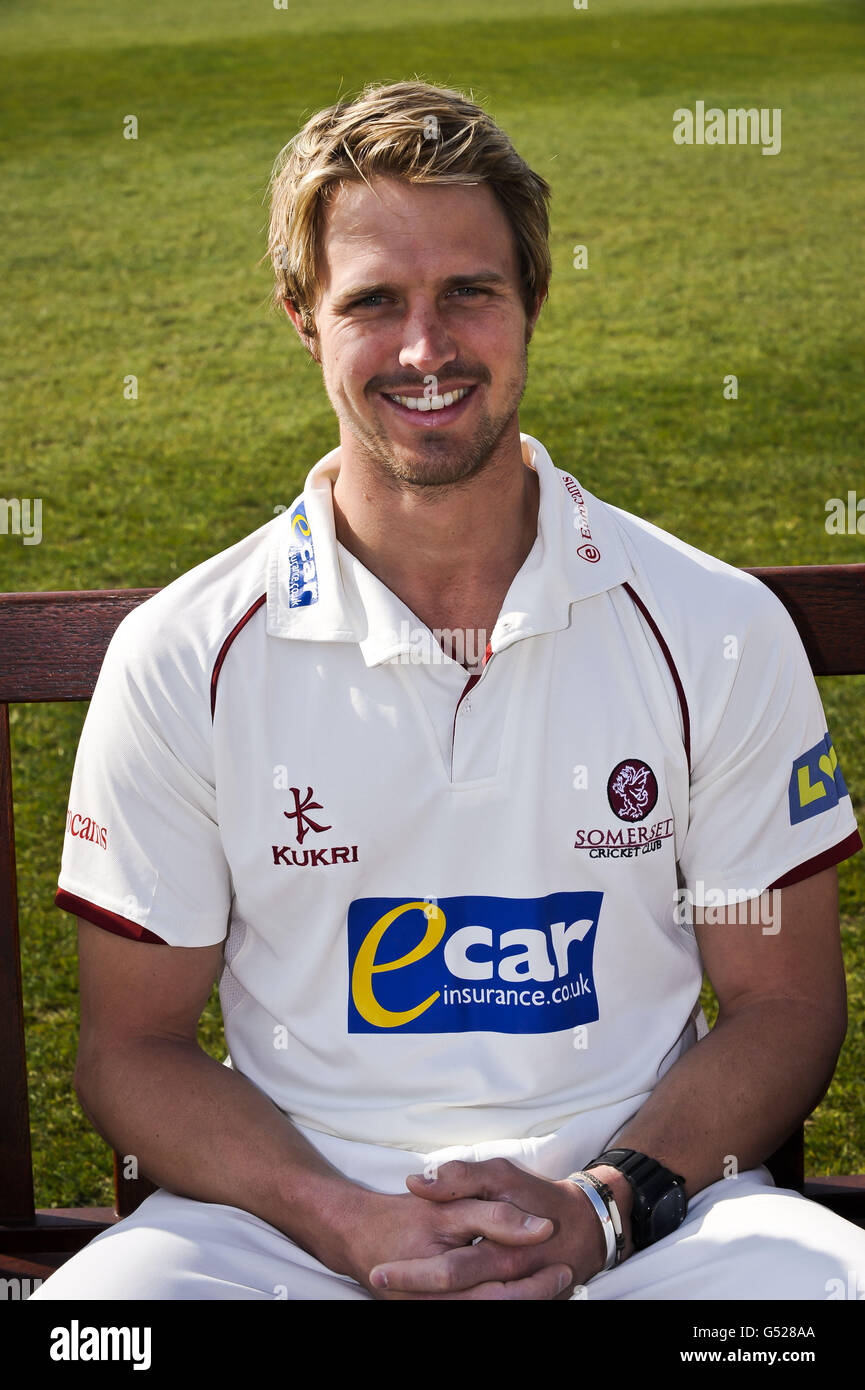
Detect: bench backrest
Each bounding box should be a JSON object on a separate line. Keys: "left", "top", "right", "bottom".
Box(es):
{"left": 1, "top": 567, "right": 864, "bottom": 1224}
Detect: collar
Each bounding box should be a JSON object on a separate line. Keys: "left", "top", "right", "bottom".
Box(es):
{"left": 266, "top": 434, "right": 633, "bottom": 665}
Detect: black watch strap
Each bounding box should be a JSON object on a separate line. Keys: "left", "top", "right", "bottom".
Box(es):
{"left": 585, "top": 1147, "right": 688, "bottom": 1250}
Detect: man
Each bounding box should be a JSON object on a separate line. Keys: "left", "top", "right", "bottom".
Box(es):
{"left": 33, "top": 79, "right": 865, "bottom": 1301}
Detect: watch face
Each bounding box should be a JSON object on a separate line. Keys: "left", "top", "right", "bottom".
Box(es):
{"left": 651, "top": 1184, "right": 687, "bottom": 1240}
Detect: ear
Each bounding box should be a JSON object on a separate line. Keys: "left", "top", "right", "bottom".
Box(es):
{"left": 282, "top": 297, "right": 321, "bottom": 363}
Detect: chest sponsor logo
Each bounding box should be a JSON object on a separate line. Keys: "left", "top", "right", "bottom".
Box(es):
{"left": 272, "top": 844, "right": 358, "bottom": 867}
{"left": 347, "top": 892, "right": 601, "bottom": 1034}
{"left": 284, "top": 786, "right": 331, "bottom": 842}
{"left": 271, "top": 786, "right": 358, "bottom": 866}
{"left": 287, "top": 501, "right": 318, "bottom": 607}
{"left": 607, "top": 759, "right": 658, "bottom": 821}
{"left": 789, "top": 733, "right": 849, "bottom": 824}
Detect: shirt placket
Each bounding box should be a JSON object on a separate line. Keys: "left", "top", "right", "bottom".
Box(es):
{"left": 449, "top": 639, "right": 495, "bottom": 783}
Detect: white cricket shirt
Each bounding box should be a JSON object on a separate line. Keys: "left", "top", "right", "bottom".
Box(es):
{"left": 57, "top": 434, "right": 862, "bottom": 1160}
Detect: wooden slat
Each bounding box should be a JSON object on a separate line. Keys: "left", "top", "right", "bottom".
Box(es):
{"left": 745, "top": 564, "right": 865, "bottom": 675}
{"left": 764, "top": 1128, "right": 804, "bottom": 1194}
{"left": 0, "top": 702, "right": 34, "bottom": 1223}
{"left": 0, "top": 590, "right": 156, "bottom": 701}
{"left": 0, "top": 1209, "right": 116, "bottom": 1254}
{"left": 0, "top": 1250, "right": 76, "bottom": 1284}
{"left": 0, "top": 566, "right": 862, "bottom": 704}
{"left": 802, "top": 1177, "right": 865, "bottom": 1227}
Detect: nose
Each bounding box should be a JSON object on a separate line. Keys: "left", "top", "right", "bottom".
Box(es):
{"left": 397, "top": 297, "right": 458, "bottom": 376}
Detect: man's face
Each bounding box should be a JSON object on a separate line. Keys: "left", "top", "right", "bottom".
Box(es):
{"left": 295, "top": 175, "right": 543, "bottom": 489}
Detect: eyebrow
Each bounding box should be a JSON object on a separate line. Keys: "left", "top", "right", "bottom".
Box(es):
{"left": 330, "top": 271, "right": 510, "bottom": 311}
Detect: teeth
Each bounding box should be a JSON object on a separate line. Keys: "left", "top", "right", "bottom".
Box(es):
{"left": 388, "top": 386, "right": 471, "bottom": 411}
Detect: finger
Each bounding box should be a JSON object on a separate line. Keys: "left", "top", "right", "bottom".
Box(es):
{"left": 370, "top": 1239, "right": 567, "bottom": 1295}
{"left": 407, "top": 1171, "right": 467, "bottom": 1202}
{"left": 371, "top": 1242, "right": 526, "bottom": 1294}
{"left": 437, "top": 1196, "right": 553, "bottom": 1245}
{"left": 372, "top": 1255, "right": 573, "bottom": 1301}
{"left": 456, "top": 1266, "right": 574, "bottom": 1302}
{"left": 408, "top": 1158, "right": 511, "bottom": 1202}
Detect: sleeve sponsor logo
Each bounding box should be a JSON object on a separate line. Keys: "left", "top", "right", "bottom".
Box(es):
{"left": 65, "top": 809, "right": 108, "bottom": 850}
{"left": 347, "top": 892, "right": 602, "bottom": 1034}
{"left": 789, "top": 733, "right": 849, "bottom": 824}
{"left": 287, "top": 501, "right": 319, "bottom": 607}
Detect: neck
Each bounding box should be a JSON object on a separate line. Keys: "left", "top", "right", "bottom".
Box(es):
{"left": 330, "top": 431, "right": 540, "bottom": 617}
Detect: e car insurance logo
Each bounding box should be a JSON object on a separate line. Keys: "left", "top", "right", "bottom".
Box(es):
{"left": 347, "top": 892, "right": 602, "bottom": 1034}
{"left": 287, "top": 500, "right": 318, "bottom": 607}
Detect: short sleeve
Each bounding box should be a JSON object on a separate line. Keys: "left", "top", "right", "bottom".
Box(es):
{"left": 56, "top": 602, "right": 232, "bottom": 946}
{"left": 678, "top": 582, "right": 862, "bottom": 899}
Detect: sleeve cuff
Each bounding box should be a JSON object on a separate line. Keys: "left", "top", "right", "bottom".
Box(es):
{"left": 767, "top": 827, "right": 863, "bottom": 891}
{"left": 55, "top": 888, "right": 168, "bottom": 945}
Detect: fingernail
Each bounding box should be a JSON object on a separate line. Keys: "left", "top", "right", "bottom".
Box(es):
{"left": 411, "top": 1172, "right": 435, "bottom": 1184}
{"left": 370, "top": 1268, "right": 388, "bottom": 1289}
{"left": 524, "top": 1215, "right": 551, "bottom": 1233}
{"left": 557, "top": 1269, "right": 572, "bottom": 1293}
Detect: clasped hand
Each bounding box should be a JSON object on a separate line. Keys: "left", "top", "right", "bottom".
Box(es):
{"left": 346, "top": 1157, "right": 608, "bottom": 1300}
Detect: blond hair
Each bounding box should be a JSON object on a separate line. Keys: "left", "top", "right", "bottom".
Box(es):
{"left": 266, "top": 80, "right": 551, "bottom": 336}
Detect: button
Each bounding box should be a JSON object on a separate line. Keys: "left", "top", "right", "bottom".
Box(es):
{"left": 461, "top": 702, "right": 472, "bottom": 715}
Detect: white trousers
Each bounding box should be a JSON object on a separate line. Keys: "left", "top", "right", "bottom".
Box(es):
{"left": 30, "top": 1161, "right": 865, "bottom": 1301}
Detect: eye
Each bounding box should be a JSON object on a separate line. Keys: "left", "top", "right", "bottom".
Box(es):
{"left": 348, "top": 286, "right": 489, "bottom": 310}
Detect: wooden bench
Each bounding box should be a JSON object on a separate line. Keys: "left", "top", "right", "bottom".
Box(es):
{"left": 2, "top": 568, "right": 864, "bottom": 1285}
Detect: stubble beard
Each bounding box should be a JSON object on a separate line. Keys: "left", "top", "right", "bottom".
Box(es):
{"left": 329, "top": 346, "right": 530, "bottom": 493}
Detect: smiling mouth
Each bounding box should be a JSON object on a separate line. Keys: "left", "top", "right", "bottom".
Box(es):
{"left": 378, "top": 383, "right": 478, "bottom": 426}
{"left": 385, "top": 385, "right": 473, "bottom": 412}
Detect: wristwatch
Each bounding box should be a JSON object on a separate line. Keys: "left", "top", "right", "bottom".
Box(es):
{"left": 585, "top": 1148, "right": 688, "bottom": 1250}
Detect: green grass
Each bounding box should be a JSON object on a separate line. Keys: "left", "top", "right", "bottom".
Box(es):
{"left": 1, "top": 0, "right": 863, "bottom": 1207}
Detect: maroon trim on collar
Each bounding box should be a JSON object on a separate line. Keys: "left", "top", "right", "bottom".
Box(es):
{"left": 55, "top": 888, "right": 167, "bottom": 944}
{"left": 767, "top": 828, "right": 863, "bottom": 890}
{"left": 210, "top": 593, "right": 267, "bottom": 719}
{"left": 623, "top": 582, "right": 691, "bottom": 773}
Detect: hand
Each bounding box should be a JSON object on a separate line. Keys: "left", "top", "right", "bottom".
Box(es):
{"left": 363, "top": 1157, "right": 613, "bottom": 1300}
{"left": 336, "top": 1179, "right": 572, "bottom": 1301}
